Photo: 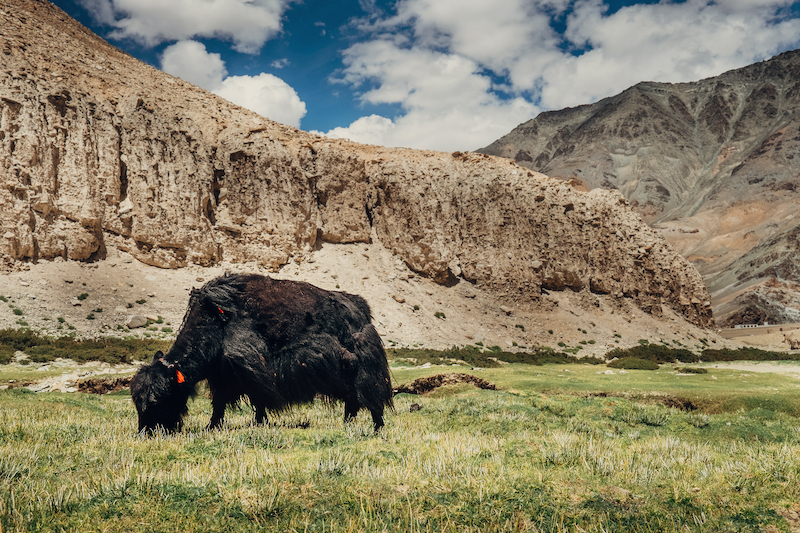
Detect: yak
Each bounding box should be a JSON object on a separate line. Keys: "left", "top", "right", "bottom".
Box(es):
{"left": 130, "top": 273, "right": 393, "bottom": 434}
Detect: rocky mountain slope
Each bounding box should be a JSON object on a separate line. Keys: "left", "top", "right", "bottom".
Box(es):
{"left": 479, "top": 51, "right": 800, "bottom": 326}
{"left": 0, "top": 0, "right": 714, "bottom": 351}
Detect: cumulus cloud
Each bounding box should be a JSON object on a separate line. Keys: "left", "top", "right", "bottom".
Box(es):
{"left": 78, "top": 0, "right": 293, "bottom": 53}
{"left": 215, "top": 74, "right": 307, "bottom": 128}
{"left": 161, "top": 40, "right": 227, "bottom": 89}
{"left": 539, "top": 0, "right": 800, "bottom": 108}
{"left": 159, "top": 40, "right": 306, "bottom": 128}
{"left": 318, "top": 115, "right": 395, "bottom": 146}
{"left": 328, "top": 0, "right": 800, "bottom": 150}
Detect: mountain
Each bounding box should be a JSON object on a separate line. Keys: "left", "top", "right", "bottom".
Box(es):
{"left": 0, "top": 0, "right": 714, "bottom": 347}
{"left": 478, "top": 51, "right": 800, "bottom": 326}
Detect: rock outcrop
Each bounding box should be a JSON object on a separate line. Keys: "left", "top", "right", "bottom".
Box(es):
{"left": 0, "top": 0, "right": 713, "bottom": 326}
{"left": 479, "top": 50, "right": 800, "bottom": 325}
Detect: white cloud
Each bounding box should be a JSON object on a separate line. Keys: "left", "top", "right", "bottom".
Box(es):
{"left": 78, "top": 0, "right": 293, "bottom": 53}
{"left": 330, "top": 0, "right": 800, "bottom": 150}
{"left": 161, "top": 40, "right": 227, "bottom": 88}
{"left": 318, "top": 115, "right": 395, "bottom": 146}
{"left": 324, "top": 39, "right": 536, "bottom": 151}
{"left": 539, "top": 0, "right": 800, "bottom": 108}
{"left": 158, "top": 40, "right": 306, "bottom": 128}
{"left": 214, "top": 73, "right": 307, "bottom": 128}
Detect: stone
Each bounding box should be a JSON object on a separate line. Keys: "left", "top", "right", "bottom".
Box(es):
{"left": 126, "top": 315, "right": 148, "bottom": 329}
{"left": 500, "top": 305, "right": 513, "bottom": 315}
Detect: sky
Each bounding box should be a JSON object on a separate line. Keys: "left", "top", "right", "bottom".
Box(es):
{"left": 50, "top": 0, "right": 800, "bottom": 152}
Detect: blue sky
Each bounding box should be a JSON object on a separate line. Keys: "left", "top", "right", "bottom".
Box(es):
{"left": 51, "top": 0, "right": 800, "bottom": 151}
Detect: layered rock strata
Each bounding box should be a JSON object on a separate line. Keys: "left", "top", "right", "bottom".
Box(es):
{"left": 0, "top": 0, "right": 713, "bottom": 326}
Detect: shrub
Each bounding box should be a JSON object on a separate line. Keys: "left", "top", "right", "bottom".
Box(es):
{"left": 12, "top": 308, "right": 23, "bottom": 316}
{"left": 77, "top": 293, "right": 89, "bottom": 300}
{"left": 387, "top": 346, "right": 604, "bottom": 368}
{"left": 136, "top": 299, "right": 146, "bottom": 305}
{"left": 0, "top": 329, "right": 170, "bottom": 364}
{"left": 434, "top": 311, "right": 446, "bottom": 319}
{"left": 679, "top": 367, "right": 708, "bottom": 374}
{"left": 607, "top": 357, "right": 659, "bottom": 370}
{"left": 0, "top": 329, "right": 47, "bottom": 351}
{"left": 0, "top": 344, "right": 15, "bottom": 364}
{"left": 604, "top": 344, "right": 696, "bottom": 364}
{"left": 700, "top": 347, "right": 800, "bottom": 362}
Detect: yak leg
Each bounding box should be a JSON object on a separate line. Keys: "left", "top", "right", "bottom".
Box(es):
{"left": 343, "top": 398, "right": 360, "bottom": 424}
{"left": 370, "top": 406, "right": 385, "bottom": 432}
{"left": 254, "top": 405, "right": 268, "bottom": 425}
{"left": 208, "top": 398, "right": 227, "bottom": 430}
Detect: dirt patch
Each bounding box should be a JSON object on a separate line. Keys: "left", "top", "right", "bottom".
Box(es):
{"left": 777, "top": 503, "right": 800, "bottom": 533}
{"left": 393, "top": 373, "right": 497, "bottom": 395}
{"left": 77, "top": 376, "right": 132, "bottom": 394}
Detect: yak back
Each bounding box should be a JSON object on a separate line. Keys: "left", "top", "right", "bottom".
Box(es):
{"left": 236, "top": 274, "right": 373, "bottom": 352}
{"left": 179, "top": 273, "right": 375, "bottom": 351}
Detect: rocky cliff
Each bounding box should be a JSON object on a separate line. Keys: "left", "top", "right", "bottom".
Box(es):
{"left": 0, "top": 0, "right": 713, "bottom": 327}
{"left": 479, "top": 51, "right": 800, "bottom": 326}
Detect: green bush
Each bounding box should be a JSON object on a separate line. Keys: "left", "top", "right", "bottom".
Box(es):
{"left": 388, "top": 346, "right": 604, "bottom": 368}
{"left": 701, "top": 347, "right": 800, "bottom": 362}
{"left": 679, "top": 367, "right": 708, "bottom": 374}
{"left": 0, "top": 344, "right": 15, "bottom": 364}
{"left": 0, "top": 329, "right": 170, "bottom": 364}
{"left": 604, "top": 344, "right": 696, "bottom": 363}
{"left": 607, "top": 357, "right": 660, "bottom": 370}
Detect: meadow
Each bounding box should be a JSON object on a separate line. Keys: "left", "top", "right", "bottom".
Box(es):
{"left": 2, "top": 359, "right": 800, "bottom": 532}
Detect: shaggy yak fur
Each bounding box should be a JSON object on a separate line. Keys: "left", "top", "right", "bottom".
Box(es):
{"left": 130, "top": 273, "right": 393, "bottom": 434}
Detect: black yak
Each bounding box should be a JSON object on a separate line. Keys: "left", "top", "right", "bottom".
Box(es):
{"left": 130, "top": 273, "right": 393, "bottom": 434}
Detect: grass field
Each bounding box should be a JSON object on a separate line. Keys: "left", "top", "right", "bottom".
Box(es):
{"left": 2, "top": 361, "right": 800, "bottom": 532}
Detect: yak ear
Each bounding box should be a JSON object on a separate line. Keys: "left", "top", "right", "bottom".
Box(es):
{"left": 152, "top": 350, "right": 164, "bottom": 363}
{"left": 203, "top": 297, "right": 229, "bottom": 320}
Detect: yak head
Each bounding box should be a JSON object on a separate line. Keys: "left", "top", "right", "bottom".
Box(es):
{"left": 130, "top": 351, "right": 190, "bottom": 434}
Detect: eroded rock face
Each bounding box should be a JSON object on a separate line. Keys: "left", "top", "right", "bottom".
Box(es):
{"left": 0, "top": 0, "right": 713, "bottom": 326}
{"left": 478, "top": 50, "right": 800, "bottom": 324}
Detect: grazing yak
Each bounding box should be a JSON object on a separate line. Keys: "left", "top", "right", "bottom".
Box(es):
{"left": 130, "top": 273, "right": 393, "bottom": 434}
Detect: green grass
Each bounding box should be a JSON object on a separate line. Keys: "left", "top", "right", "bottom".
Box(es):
{"left": 1, "top": 362, "right": 799, "bottom": 532}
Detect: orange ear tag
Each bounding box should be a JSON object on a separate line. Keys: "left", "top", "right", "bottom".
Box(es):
{"left": 176, "top": 370, "right": 185, "bottom": 384}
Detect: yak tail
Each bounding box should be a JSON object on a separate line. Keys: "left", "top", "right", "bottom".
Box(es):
{"left": 352, "top": 324, "right": 394, "bottom": 411}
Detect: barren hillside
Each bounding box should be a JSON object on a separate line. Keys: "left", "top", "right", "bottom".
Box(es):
{"left": 479, "top": 51, "right": 800, "bottom": 326}
{"left": 0, "top": 0, "right": 720, "bottom": 352}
